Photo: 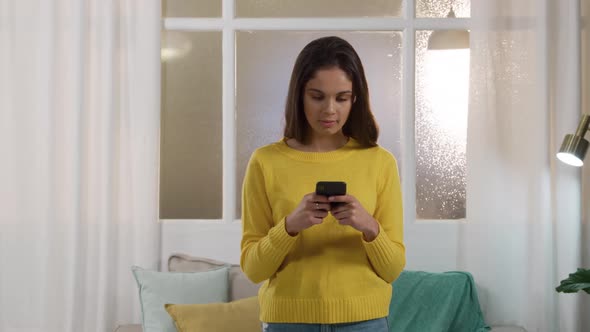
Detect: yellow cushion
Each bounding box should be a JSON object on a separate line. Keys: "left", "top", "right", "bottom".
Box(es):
{"left": 165, "top": 296, "right": 260, "bottom": 332}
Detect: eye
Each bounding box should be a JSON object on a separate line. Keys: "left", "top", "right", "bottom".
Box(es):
{"left": 311, "top": 95, "right": 324, "bottom": 101}
{"left": 336, "top": 94, "right": 352, "bottom": 102}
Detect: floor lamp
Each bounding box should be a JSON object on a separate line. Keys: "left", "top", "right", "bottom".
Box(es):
{"left": 553, "top": 0, "right": 590, "bottom": 294}
{"left": 555, "top": 115, "right": 590, "bottom": 294}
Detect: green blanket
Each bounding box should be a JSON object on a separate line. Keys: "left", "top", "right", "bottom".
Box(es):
{"left": 388, "top": 270, "right": 490, "bottom": 332}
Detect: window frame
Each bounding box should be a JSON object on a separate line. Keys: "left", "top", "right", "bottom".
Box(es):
{"left": 161, "top": 0, "right": 472, "bottom": 224}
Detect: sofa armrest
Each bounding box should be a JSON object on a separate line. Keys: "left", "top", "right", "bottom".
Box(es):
{"left": 490, "top": 327, "right": 527, "bottom": 332}
{"left": 114, "top": 324, "right": 142, "bottom": 332}
{"left": 114, "top": 323, "right": 525, "bottom": 332}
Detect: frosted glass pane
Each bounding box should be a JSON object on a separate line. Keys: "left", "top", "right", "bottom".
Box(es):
{"left": 415, "top": 30, "right": 469, "bottom": 219}
{"left": 237, "top": 0, "right": 402, "bottom": 17}
{"left": 163, "top": 0, "right": 221, "bottom": 17}
{"left": 160, "top": 31, "right": 222, "bottom": 219}
{"left": 236, "top": 31, "right": 403, "bottom": 217}
{"left": 416, "top": 0, "right": 470, "bottom": 18}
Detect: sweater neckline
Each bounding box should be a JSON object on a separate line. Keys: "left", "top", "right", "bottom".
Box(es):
{"left": 274, "top": 137, "right": 361, "bottom": 162}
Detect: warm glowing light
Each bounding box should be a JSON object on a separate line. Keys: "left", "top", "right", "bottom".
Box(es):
{"left": 161, "top": 35, "right": 192, "bottom": 62}
{"left": 556, "top": 152, "right": 584, "bottom": 167}
{"left": 423, "top": 48, "right": 470, "bottom": 152}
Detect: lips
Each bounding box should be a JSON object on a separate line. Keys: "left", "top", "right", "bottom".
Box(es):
{"left": 320, "top": 120, "right": 337, "bottom": 128}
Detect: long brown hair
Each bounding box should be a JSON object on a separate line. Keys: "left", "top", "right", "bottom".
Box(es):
{"left": 283, "top": 36, "right": 378, "bottom": 147}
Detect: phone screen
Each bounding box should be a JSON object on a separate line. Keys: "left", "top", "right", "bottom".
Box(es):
{"left": 315, "top": 181, "right": 346, "bottom": 196}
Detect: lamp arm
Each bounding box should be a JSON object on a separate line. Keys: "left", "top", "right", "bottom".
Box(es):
{"left": 574, "top": 114, "right": 590, "bottom": 137}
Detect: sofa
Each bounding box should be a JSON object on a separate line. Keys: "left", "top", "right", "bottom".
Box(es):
{"left": 118, "top": 253, "right": 527, "bottom": 332}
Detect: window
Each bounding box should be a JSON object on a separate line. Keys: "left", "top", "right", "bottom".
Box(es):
{"left": 160, "top": 0, "right": 471, "bottom": 221}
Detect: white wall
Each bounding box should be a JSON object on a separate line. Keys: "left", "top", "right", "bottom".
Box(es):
{"left": 160, "top": 220, "right": 462, "bottom": 272}
{"left": 160, "top": 221, "right": 243, "bottom": 270}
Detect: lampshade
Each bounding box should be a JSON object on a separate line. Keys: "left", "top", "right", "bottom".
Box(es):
{"left": 427, "top": 9, "right": 470, "bottom": 50}
{"left": 556, "top": 114, "right": 590, "bottom": 167}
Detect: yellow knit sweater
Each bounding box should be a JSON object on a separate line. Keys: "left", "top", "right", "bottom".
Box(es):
{"left": 240, "top": 138, "right": 405, "bottom": 324}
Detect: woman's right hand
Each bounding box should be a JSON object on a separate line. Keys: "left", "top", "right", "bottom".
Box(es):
{"left": 285, "top": 193, "right": 331, "bottom": 236}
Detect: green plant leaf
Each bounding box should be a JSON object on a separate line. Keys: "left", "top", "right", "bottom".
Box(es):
{"left": 555, "top": 268, "right": 590, "bottom": 294}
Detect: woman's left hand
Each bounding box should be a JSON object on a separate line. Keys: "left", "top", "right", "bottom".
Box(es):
{"left": 328, "top": 195, "right": 380, "bottom": 242}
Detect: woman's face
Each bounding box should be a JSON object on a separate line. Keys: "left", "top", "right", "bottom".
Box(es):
{"left": 303, "top": 67, "right": 353, "bottom": 140}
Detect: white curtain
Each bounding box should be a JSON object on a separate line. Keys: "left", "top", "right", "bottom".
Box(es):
{"left": 463, "top": 0, "right": 590, "bottom": 331}
{"left": 583, "top": 1, "right": 590, "bottom": 325}
{"left": 0, "top": 1, "right": 161, "bottom": 332}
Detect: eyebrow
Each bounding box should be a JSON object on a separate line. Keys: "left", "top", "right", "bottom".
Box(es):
{"left": 306, "top": 88, "right": 353, "bottom": 95}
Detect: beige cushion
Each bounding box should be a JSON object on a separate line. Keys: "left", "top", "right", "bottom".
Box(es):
{"left": 114, "top": 325, "right": 142, "bottom": 332}
{"left": 168, "top": 253, "right": 262, "bottom": 301}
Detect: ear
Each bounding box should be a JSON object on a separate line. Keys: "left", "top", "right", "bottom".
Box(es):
{"left": 352, "top": 96, "right": 357, "bottom": 104}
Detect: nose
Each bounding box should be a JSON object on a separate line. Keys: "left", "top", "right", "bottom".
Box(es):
{"left": 324, "top": 98, "right": 337, "bottom": 114}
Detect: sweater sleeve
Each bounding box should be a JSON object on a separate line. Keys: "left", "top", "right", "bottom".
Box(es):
{"left": 362, "top": 151, "right": 406, "bottom": 283}
{"left": 240, "top": 151, "right": 298, "bottom": 284}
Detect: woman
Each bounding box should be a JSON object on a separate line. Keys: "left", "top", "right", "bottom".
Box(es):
{"left": 240, "top": 36, "right": 405, "bottom": 332}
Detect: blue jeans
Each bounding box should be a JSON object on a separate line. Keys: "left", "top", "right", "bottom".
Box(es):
{"left": 262, "top": 317, "right": 389, "bottom": 332}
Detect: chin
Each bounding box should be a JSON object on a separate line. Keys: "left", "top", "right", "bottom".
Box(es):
{"left": 311, "top": 124, "right": 344, "bottom": 136}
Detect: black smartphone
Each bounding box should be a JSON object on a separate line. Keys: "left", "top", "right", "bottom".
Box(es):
{"left": 316, "top": 181, "right": 347, "bottom": 208}
{"left": 315, "top": 181, "right": 347, "bottom": 196}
